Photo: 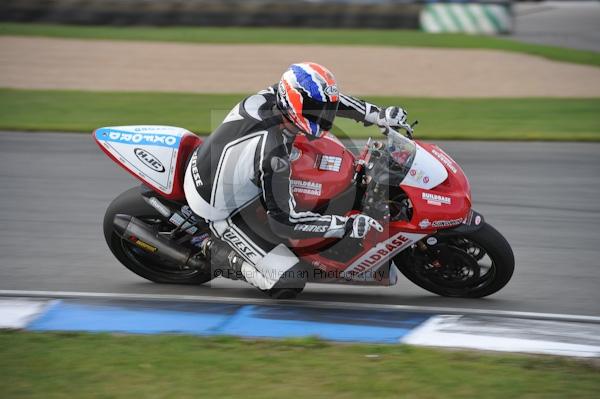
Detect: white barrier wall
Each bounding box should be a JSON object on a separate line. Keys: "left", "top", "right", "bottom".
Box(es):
{"left": 421, "top": 2, "right": 513, "bottom": 34}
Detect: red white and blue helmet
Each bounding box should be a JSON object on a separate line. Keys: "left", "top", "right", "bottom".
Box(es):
{"left": 276, "top": 62, "right": 340, "bottom": 138}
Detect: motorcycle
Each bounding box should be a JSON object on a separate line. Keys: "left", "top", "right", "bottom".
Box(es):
{"left": 94, "top": 123, "right": 514, "bottom": 298}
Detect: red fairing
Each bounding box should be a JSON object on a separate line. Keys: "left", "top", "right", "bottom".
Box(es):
{"left": 395, "top": 141, "right": 471, "bottom": 233}
{"left": 292, "top": 141, "right": 473, "bottom": 276}
{"left": 290, "top": 133, "right": 355, "bottom": 210}
{"left": 165, "top": 133, "right": 203, "bottom": 201}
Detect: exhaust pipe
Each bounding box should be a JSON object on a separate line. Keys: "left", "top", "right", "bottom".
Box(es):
{"left": 113, "top": 214, "right": 205, "bottom": 270}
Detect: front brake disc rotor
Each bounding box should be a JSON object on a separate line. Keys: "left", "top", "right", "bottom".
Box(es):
{"left": 426, "top": 245, "right": 481, "bottom": 288}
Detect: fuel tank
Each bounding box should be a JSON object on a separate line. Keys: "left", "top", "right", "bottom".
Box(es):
{"left": 290, "top": 133, "right": 355, "bottom": 210}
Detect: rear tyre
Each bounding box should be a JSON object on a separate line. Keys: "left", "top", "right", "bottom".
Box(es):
{"left": 397, "top": 222, "right": 514, "bottom": 298}
{"left": 103, "top": 186, "right": 213, "bottom": 284}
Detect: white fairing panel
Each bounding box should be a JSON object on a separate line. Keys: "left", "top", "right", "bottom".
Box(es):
{"left": 401, "top": 144, "right": 448, "bottom": 190}
{"left": 342, "top": 231, "right": 426, "bottom": 283}
{"left": 94, "top": 125, "right": 189, "bottom": 194}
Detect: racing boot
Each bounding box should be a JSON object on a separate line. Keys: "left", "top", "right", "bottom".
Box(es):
{"left": 197, "top": 236, "right": 245, "bottom": 280}
{"left": 199, "top": 236, "right": 276, "bottom": 289}
{"left": 197, "top": 236, "right": 305, "bottom": 296}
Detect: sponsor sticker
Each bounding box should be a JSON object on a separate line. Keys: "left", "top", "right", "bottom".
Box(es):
{"left": 294, "top": 224, "right": 328, "bottom": 233}
{"left": 100, "top": 130, "right": 180, "bottom": 148}
{"left": 290, "top": 179, "right": 322, "bottom": 196}
{"left": 343, "top": 232, "right": 419, "bottom": 278}
{"left": 190, "top": 152, "right": 203, "bottom": 187}
{"left": 426, "top": 237, "right": 438, "bottom": 245}
{"left": 134, "top": 148, "right": 165, "bottom": 173}
{"left": 324, "top": 84, "right": 339, "bottom": 96}
{"left": 319, "top": 155, "right": 342, "bottom": 172}
{"left": 133, "top": 126, "right": 172, "bottom": 132}
{"left": 422, "top": 192, "right": 451, "bottom": 206}
{"left": 408, "top": 168, "right": 425, "bottom": 181}
{"left": 431, "top": 148, "right": 458, "bottom": 174}
{"left": 475, "top": 215, "right": 482, "bottom": 225}
{"left": 431, "top": 218, "right": 463, "bottom": 228}
{"left": 223, "top": 230, "right": 258, "bottom": 263}
{"left": 419, "top": 219, "right": 431, "bottom": 229}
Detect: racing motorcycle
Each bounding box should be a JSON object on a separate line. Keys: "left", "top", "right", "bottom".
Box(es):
{"left": 94, "top": 123, "right": 514, "bottom": 298}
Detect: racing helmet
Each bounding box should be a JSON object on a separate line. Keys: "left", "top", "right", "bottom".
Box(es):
{"left": 276, "top": 62, "right": 340, "bottom": 139}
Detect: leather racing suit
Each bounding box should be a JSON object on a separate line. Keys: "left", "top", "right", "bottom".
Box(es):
{"left": 183, "top": 85, "right": 382, "bottom": 290}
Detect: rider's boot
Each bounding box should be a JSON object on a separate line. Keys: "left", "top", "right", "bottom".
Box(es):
{"left": 198, "top": 236, "right": 245, "bottom": 281}
{"left": 199, "top": 236, "right": 304, "bottom": 297}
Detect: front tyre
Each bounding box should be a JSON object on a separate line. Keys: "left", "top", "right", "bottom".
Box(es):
{"left": 103, "top": 186, "right": 213, "bottom": 285}
{"left": 397, "top": 222, "right": 514, "bottom": 298}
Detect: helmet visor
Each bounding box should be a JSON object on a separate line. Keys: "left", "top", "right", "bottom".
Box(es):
{"left": 302, "top": 96, "right": 339, "bottom": 133}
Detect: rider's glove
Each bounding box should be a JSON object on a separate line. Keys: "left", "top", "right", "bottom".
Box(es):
{"left": 377, "top": 106, "right": 412, "bottom": 135}
{"left": 346, "top": 214, "right": 384, "bottom": 239}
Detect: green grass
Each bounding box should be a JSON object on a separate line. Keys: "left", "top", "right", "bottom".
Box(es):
{"left": 1, "top": 88, "right": 599, "bottom": 141}
{"left": 1, "top": 23, "right": 599, "bottom": 67}
{"left": 0, "top": 332, "right": 598, "bottom": 399}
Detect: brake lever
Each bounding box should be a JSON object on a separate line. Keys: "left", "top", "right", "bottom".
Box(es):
{"left": 382, "top": 120, "right": 417, "bottom": 139}
{"left": 405, "top": 120, "right": 418, "bottom": 139}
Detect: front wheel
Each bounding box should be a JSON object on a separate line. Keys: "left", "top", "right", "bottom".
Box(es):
{"left": 396, "top": 222, "right": 514, "bottom": 298}
{"left": 103, "top": 186, "right": 213, "bottom": 285}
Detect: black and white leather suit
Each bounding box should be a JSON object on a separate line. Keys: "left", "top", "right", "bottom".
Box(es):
{"left": 183, "top": 85, "right": 382, "bottom": 290}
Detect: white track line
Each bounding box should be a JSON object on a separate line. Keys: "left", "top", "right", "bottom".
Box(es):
{"left": 0, "top": 289, "right": 598, "bottom": 323}
{"left": 402, "top": 315, "right": 600, "bottom": 358}
{"left": 0, "top": 298, "right": 55, "bottom": 329}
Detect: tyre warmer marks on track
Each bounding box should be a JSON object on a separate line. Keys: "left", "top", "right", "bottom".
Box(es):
{"left": 1, "top": 298, "right": 599, "bottom": 357}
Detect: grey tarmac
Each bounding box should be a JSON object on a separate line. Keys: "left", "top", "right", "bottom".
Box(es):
{"left": 0, "top": 132, "right": 599, "bottom": 316}
{"left": 512, "top": 1, "right": 600, "bottom": 52}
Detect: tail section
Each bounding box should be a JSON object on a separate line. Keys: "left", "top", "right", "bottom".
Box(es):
{"left": 94, "top": 125, "right": 202, "bottom": 201}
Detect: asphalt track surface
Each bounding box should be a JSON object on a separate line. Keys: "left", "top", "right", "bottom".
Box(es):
{"left": 512, "top": 1, "right": 600, "bottom": 52}
{"left": 1, "top": 132, "right": 599, "bottom": 316}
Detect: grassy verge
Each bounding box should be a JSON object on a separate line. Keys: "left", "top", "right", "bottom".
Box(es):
{"left": 1, "top": 89, "right": 598, "bottom": 141}
{"left": 0, "top": 331, "right": 598, "bottom": 399}
{"left": 1, "top": 23, "right": 599, "bottom": 67}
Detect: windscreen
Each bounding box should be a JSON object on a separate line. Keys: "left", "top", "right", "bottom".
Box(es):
{"left": 385, "top": 130, "right": 416, "bottom": 177}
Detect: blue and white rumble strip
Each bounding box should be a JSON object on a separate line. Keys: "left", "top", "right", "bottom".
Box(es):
{"left": 1, "top": 297, "right": 599, "bottom": 358}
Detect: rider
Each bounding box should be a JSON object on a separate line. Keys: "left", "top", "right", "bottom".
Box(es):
{"left": 183, "top": 62, "right": 411, "bottom": 298}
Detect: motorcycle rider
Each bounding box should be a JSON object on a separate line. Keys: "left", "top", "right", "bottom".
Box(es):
{"left": 183, "top": 62, "right": 412, "bottom": 298}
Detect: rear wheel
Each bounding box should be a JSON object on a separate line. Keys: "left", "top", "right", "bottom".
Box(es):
{"left": 103, "top": 186, "right": 213, "bottom": 284}
{"left": 396, "top": 222, "right": 514, "bottom": 298}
